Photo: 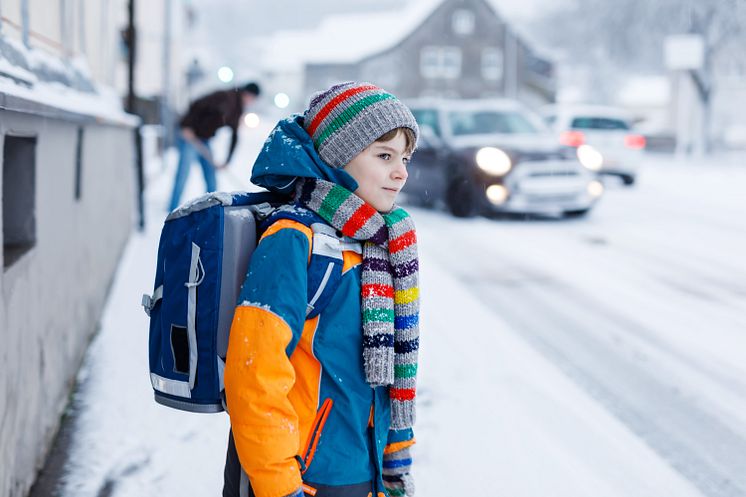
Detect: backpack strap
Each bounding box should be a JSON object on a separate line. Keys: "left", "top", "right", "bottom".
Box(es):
{"left": 305, "top": 222, "right": 344, "bottom": 320}
{"left": 263, "top": 206, "right": 346, "bottom": 320}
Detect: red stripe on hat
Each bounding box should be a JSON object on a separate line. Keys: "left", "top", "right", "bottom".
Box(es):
{"left": 342, "top": 203, "right": 377, "bottom": 236}
{"left": 307, "top": 84, "right": 379, "bottom": 137}
{"left": 390, "top": 388, "right": 416, "bottom": 401}
{"left": 389, "top": 230, "right": 416, "bottom": 254}
{"left": 362, "top": 283, "right": 395, "bottom": 298}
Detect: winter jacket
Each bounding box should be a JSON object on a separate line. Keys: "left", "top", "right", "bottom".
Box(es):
{"left": 223, "top": 116, "right": 415, "bottom": 497}
{"left": 179, "top": 89, "right": 244, "bottom": 163}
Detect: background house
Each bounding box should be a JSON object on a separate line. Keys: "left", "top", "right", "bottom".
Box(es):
{"left": 259, "top": 0, "right": 555, "bottom": 113}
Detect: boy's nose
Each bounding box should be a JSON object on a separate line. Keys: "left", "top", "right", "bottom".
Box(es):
{"left": 392, "top": 160, "right": 408, "bottom": 180}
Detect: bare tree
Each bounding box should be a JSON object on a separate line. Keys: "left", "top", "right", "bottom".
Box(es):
{"left": 531, "top": 0, "right": 746, "bottom": 153}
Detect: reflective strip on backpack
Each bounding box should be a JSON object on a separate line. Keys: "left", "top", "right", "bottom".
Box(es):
{"left": 185, "top": 242, "right": 205, "bottom": 391}
{"left": 217, "top": 355, "right": 226, "bottom": 393}
{"left": 151, "top": 373, "right": 191, "bottom": 398}
{"left": 240, "top": 468, "right": 250, "bottom": 497}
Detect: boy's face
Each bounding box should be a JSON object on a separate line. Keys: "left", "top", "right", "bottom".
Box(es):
{"left": 344, "top": 130, "right": 411, "bottom": 212}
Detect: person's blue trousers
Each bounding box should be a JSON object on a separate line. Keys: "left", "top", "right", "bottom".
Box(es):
{"left": 168, "top": 136, "right": 216, "bottom": 211}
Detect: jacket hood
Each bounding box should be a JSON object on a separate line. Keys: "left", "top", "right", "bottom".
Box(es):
{"left": 251, "top": 114, "right": 358, "bottom": 194}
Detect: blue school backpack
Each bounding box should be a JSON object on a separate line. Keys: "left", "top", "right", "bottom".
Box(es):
{"left": 142, "top": 191, "right": 345, "bottom": 413}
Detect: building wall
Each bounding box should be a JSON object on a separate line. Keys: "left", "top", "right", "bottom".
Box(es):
{"left": 304, "top": 63, "right": 359, "bottom": 97}
{"left": 383, "top": 0, "right": 507, "bottom": 99}
{"left": 0, "top": 0, "right": 189, "bottom": 104}
{"left": 0, "top": 109, "right": 135, "bottom": 497}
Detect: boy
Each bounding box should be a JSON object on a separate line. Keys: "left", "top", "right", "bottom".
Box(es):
{"left": 223, "top": 82, "right": 420, "bottom": 497}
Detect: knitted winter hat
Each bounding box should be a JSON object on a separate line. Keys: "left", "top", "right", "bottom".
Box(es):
{"left": 303, "top": 82, "right": 419, "bottom": 168}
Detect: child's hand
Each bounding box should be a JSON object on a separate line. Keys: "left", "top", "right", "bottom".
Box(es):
{"left": 180, "top": 127, "right": 197, "bottom": 142}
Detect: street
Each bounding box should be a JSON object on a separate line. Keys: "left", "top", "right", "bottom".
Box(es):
{"left": 411, "top": 156, "right": 746, "bottom": 496}
{"left": 35, "top": 139, "right": 746, "bottom": 497}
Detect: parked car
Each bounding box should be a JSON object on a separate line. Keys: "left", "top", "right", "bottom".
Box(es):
{"left": 404, "top": 98, "right": 605, "bottom": 218}
{"left": 540, "top": 105, "right": 645, "bottom": 185}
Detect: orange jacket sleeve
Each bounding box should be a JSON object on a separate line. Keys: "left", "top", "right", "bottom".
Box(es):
{"left": 224, "top": 222, "right": 312, "bottom": 497}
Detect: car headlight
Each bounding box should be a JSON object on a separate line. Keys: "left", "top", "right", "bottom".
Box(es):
{"left": 476, "top": 147, "right": 512, "bottom": 176}
{"left": 587, "top": 180, "right": 604, "bottom": 197}
{"left": 577, "top": 144, "right": 603, "bottom": 171}
{"left": 486, "top": 184, "right": 509, "bottom": 205}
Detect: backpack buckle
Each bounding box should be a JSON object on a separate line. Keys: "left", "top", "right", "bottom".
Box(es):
{"left": 142, "top": 285, "right": 163, "bottom": 317}
{"left": 142, "top": 293, "right": 153, "bottom": 316}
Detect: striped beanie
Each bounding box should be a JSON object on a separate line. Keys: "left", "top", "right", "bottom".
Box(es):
{"left": 303, "top": 82, "right": 419, "bottom": 168}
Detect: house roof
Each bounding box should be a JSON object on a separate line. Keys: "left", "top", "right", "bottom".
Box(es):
{"left": 258, "top": 0, "right": 552, "bottom": 73}
{"left": 260, "top": 0, "right": 444, "bottom": 71}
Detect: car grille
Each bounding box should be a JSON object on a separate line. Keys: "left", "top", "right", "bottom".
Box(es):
{"left": 527, "top": 170, "right": 578, "bottom": 177}
{"left": 523, "top": 193, "right": 579, "bottom": 202}
{"left": 517, "top": 151, "right": 565, "bottom": 162}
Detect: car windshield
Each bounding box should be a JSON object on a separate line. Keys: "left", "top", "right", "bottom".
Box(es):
{"left": 447, "top": 110, "right": 539, "bottom": 135}
{"left": 571, "top": 117, "right": 630, "bottom": 130}
{"left": 410, "top": 108, "right": 442, "bottom": 137}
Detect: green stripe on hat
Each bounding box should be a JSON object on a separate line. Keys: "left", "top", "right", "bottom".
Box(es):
{"left": 314, "top": 93, "right": 395, "bottom": 148}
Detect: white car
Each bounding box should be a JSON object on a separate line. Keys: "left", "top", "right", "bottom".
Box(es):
{"left": 541, "top": 105, "right": 645, "bottom": 185}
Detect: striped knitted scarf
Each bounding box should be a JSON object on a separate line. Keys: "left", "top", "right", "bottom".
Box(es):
{"left": 297, "top": 178, "right": 418, "bottom": 429}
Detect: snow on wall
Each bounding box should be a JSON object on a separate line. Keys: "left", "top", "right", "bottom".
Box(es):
{"left": 0, "top": 111, "right": 135, "bottom": 497}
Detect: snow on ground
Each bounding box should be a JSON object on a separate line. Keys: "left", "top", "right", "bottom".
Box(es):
{"left": 56, "top": 120, "right": 744, "bottom": 497}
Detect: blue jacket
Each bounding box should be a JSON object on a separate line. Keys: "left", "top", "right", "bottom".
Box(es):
{"left": 224, "top": 116, "right": 414, "bottom": 497}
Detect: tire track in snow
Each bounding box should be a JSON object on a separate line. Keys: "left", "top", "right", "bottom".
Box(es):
{"left": 415, "top": 210, "right": 746, "bottom": 497}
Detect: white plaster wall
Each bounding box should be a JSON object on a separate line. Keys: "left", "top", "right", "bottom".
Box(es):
{"left": 0, "top": 110, "right": 135, "bottom": 497}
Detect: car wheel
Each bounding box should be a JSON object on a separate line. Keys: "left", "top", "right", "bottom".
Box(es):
{"left": 564, "top": 208, "right": 590, "bottom": 218}
{"left": 446, "top": 177, "right": 478, "bottom": 218}
{"left": 622, "top": 175, "right": 636, "bottom": 186}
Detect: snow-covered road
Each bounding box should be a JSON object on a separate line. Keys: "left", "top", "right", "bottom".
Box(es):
{"left": 34, "top": 122, "right": 745, "bottom": 497}
{"left": 412, "top": 159, "right": 746, "bottom": 497}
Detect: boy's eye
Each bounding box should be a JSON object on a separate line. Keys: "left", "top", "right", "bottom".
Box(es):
{"left": 378, "top": 153, "right": 391, "bottom": 160}
{"left": 403, "top": 157, "right": 411, "bottom": 164}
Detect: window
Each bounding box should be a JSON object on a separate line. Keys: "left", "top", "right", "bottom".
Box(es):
{"left": 571, "top": 117, "right": 630, "bottom": 130}
{"left": 447, "top": 110, "right": 539, "bottom": 136}
{"left": 452, "top": 9, "right": 475, "bottom": 35}
{"left": 420, "top": 46, "right": 462, "bottom": 79}
{"left": 75, "top": 127, "right": 84, "bottom": 200}
{"left": 482, "top": 48, "right": 504, "bottom": 81}
{"left": 3, "top": 135, "right": 37, "bottom": 269}
{"left": 410, "top": 108, "right": 442, "bottom": 137}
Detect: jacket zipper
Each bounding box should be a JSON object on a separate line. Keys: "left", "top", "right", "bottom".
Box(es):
{"left": 301, "top": 398, "right": 333, "bottom": 473}
{"left": 307, "top": 262, "right": 335, "bottom": 310}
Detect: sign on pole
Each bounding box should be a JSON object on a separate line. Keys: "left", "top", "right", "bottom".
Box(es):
{"left": 664, "top": 35, "right": 705, "bottom": 71}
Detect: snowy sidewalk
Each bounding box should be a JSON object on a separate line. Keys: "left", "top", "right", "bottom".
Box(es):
{"left": 40, "top": 132, "right": 712, "bottom": 496}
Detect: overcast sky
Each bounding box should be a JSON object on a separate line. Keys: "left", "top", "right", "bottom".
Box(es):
{"left": 187, "top": 0, "right": 557, "bottom": 81}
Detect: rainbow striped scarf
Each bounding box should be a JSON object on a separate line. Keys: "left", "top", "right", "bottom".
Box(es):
{"left": 297, "top": 178, "right": 419, "bottom": 429}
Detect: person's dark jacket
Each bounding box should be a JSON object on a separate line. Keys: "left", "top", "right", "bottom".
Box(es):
{"left": 179, "top": 89, "right": 244, "bottom": 163}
